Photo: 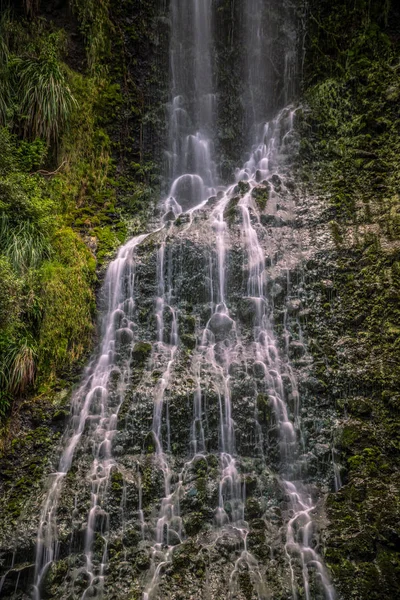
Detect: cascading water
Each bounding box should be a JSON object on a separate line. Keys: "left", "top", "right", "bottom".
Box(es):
{"left": 10, "top": 2, "right": 340, "bottom": 600}
{"left": 32, "top": 235, "right": 149, "bottom": 600}
{"left": 243, "top": 0, "right": 298, "bottom": 139}
{"left": 165, "top": 0, "right": 216, "bottom": 216}
{"left": 234, "top": 110, "right": 335, "bottom": 600}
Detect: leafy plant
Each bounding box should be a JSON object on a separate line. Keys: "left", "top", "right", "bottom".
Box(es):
{"left": 0, "top": 392, "right": 10, "bottom": 420}
{"left": 0, "top": 10, "right": 11, "bottom": 126}
{"left": 16, "top": 33, "right": 77, "bottom": 142}
{"left": 8, "top": 338, "right": 37, "bottom": 393}
{"left": 0, "top": 214, "right": 51, "bottom": 273}
{"left": 71, "top": 0, "right": 112, "bottom": 71}
{"left": 0, "top": 336, "right": 37, "bottom": 396}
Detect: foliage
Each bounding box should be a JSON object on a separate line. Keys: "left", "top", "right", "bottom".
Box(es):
{"left": 16, "top": 37, "right": 77, "bottom": 142}
{"left": 38, "top": 228, "right": 95, "bottom": 378}
{"left": 0, "top": 18, "right": 78, "bottom": 142}
{"left": 0, "top": 0, "right": 160, "bottom": 431}
{"left": 0, "top": 11, "right": 11, "bottom": 127}
{"left": 300, "top": 2, "right": 400, "bottom": 597}
{"left": 304, "top": 0, "right": 393, "bottom": 85}
{"left": 0, "top": 131, "right": 96, "bottom": 412}
{"left": 0, "top": 215, "right": 51, "bottom": 273}
{"left": 71, "top": 0, "right": 112, "bottom": 71}
{"left": 5, "top": 338, "right": 37, "bottom": 394}
{"left": 0, "top": 27, "right": 91, "bottom": 416}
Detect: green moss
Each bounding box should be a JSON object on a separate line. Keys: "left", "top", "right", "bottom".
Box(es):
{"left": 38, "top": 232, "right": 96, "bottom": 380}
{"left": 236, "top": 180, "right": 250, "bottom": 196}
{"left": 183, "top": 511, "right": 204, "bottom": 536}
{"left": 132, "top": 341, "right": 152, "bottom": 364}
{"left": 110, "top": 469, "right": 124, "bottom": 492}
{"left": 329, "top": 220, "right": 343, "bottom": 247}
{"left": 252, "top": 185, "right": 269, "bottom": 211}
{"left": 301, "top": 5, "right": 400, "bottom": 598}
{"left": 256, "top": 394, "right": 272, "bottom": 425}
{"left": 223, "top": 196, "right": 240, "bottom": 226}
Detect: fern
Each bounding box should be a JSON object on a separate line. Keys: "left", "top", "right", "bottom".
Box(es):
{"left": 71, "top": 0, "right": 112, "bottom": 71}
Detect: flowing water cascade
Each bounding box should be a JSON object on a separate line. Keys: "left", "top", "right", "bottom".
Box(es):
{"left": 139, "top": 105, "right": 335, "bottom": 598}
{"left": 233, "top": 111, "right": 335, "bottom": 600}
{"left": 32, "top": 235, "right": 149, "bottom": 600}
{"left": 165, "top": 0, "right": 216, "bottom": 215}
{"left": 142, "top": 242, "right": 182, "bottom": 600}
{"left": 243, "top": 0, "right": 298, "bottom": 139}
{"left": 18, "top": 2, "right": 341, "bottom": 599}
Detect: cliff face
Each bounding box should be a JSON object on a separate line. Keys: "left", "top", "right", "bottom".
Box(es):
{"left": 0, "top": 1, "right": 400, "bottom": 599}
{"left": 299, "top": 1, "right": 400, "bottom": 597}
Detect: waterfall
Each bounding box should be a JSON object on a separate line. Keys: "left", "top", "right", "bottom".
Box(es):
{"left": 243, "top": 0, "right": 298, "bottom": 140}
{"left": 32, "top": 235, "right": 150, "bottom": 599}
{"left": 27, "top": 2, "right": 337, "bottom": 599}
{"left": 166, "top": 0, "right": 216, "bottom": 215}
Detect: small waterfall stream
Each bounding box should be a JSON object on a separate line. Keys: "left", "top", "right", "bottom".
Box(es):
{"left": 166, "top": 0, "right": 216, "bottom": 215}
{"left": 33, "top": 235, "right": 149, "bottom": 599}
{"left": 29, "top": 2, "right": 337, "bottom": 599}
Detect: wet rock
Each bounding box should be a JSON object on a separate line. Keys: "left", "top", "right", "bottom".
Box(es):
{"left": 223, "top": 196, "right": 241, "bottom": 225}
{"left": 206, "top": 195, "right": 218, "bottom": 207}
{"left": 289, "top": 341, "right": 306, "bottom": 358}
{"left": 270, "top": 174, "right": 282, "bottom": 189}
{"left": 116, "top": 327, "right": 134, "bottom": 346}
{"left": 234, "top": 180, "right": 251, "bottom": 196}
{"left": 286, "top": 299, "right": 302, "bottom": 314}
{"left": 245, "top": 497, "right": 263, "bottom": 520}
{"left": 132, "top": 341, "right": 152, "bottom": 363}
{"left": 237, "top": 297, "right": 264, "bottom": 326}
{"left": 170, "top": 174, "right": 205, "bottom": 212}
{"left": 208, "top": 312, "right": 234, "bottom": 342}
{"left": 260, "top": 214, "right": 286, "bottom": 227}
{"left": 164, "top": 209, "right": 176, "bottom": 222}
{"left": 251, "top": 185, "right": 270, "bottom": 211}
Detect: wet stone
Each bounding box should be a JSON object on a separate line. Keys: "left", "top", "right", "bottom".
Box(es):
{"left": 207, "top": 312, "right": 234, "bottom": 342}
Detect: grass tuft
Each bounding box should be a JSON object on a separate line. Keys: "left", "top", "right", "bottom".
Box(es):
{"left": 0, "top": 214, "right": 51, "bottom": 273}
{"left": 16, "top": 39, "right": 78, "bottom": 142}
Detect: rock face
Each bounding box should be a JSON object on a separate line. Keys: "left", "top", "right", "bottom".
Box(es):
{"left": 2, "top": 2, "right": 399, "bottom": 600}
{"left": 0, "top": 109, "right": 339, "bottom": 600}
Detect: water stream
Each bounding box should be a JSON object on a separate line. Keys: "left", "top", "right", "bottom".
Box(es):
{"left": 32, "top": 235, "right": 149, "bottom": 599}
{"left": 30, "top": 1, "right": 336, "bottom": 599}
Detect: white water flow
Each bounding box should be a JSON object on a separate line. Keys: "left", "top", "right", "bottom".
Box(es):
{"left": 142, "top": 2, "right": 216, "bottom": 596}
{"left": 178, "top": 107, "right": 335, "bottom": 599}
{"left": 28, "top": 2, "right": 338, "bottom": 599}
{"left": 32, "top": 235, "right": 148, "bottom": 600}
{"left": 235, "top": 110, "right": 336, "bottom": 600}
{"left": 142, "top": 242, "right": 183, "bottom": 600}
{"left": 165, "top": 0, "right": 216, "bottom": 217}
{"left": 244, "top": 0, "right": 297, "bottom": 140}
{"left": 200, "top": 193, "right": 268, "bottom": 599}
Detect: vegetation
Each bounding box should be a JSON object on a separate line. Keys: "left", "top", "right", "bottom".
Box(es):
{"left": 299, "top": 1, "right": 400, "bottom": 597}
{"left": 0, "top": 1, "right": 160, "bottom": 426}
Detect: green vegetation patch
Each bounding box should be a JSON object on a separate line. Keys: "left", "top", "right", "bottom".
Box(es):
{"left": 300, "top": 2, "right": 400, "bottom": 598}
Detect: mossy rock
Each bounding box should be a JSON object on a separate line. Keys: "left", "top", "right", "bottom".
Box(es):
{"left": 132, "top": 341, "right": 152, "bottom": 364}
{"left": 251, "top": 185, "right": 269, "bottom": 211}
{"left": 234, "top": 180, "right": 250, "bottom": 196}
{"left": 223, "top": 196, "right": 240, "bottom": 225}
